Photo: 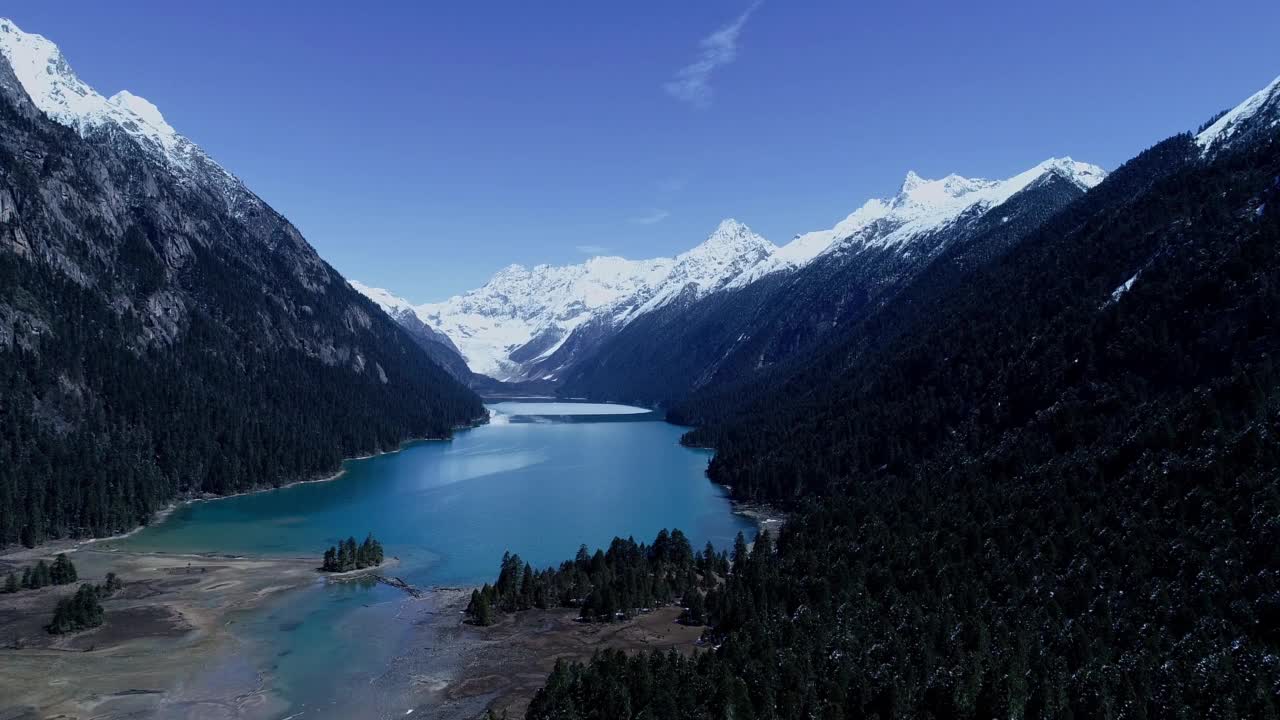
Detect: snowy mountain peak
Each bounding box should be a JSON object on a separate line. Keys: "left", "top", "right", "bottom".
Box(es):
{"left": 637, "top": 220, "right": 776, "bottom": 313}
{"left": 0, "top": 17, "right": 238, "bottom": 189}
{"left": 900, "top": 170, "right": 926, "bottom": 193}
{"left": 1031, "top": 157, "right": 1107, "bottom": 191}
{"left": 369, "top": 219, "right": 776, "bottom": 380}
{"left": 732, "top": 157, "right": 1106, "bottom": 288}
{"left": 369, "top": 152, "right": 1102, "bottom": 381}
{"left": 108, "top": 90, "right": 173, "bottom": 134}
{"left": 491, "top": 263, "right": 531, "bottom": 282}
{"left": 893, "top": 172, "right": 996, "bottom": 211}
{"left": 1196, "top": 74, "right": 1280, "bottom": 152}
{"left": 689, "top": 218, "right": 774, "bottom": 258}
{"left": 348, "top": 280, "right": 415, "bottom": 317}
{"left": 712, "top": 217, "right": 751, "bottom": 235}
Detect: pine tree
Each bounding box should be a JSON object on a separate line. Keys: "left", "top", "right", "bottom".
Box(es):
{"left": 32, "top": 560, "right": 50, "bottom": 588}
{"left": 344, "top": 537, "right": 358, "bottom": 571}
{"left": 358, "top": 534, "right": 374, "bottom": 568}
{"left": 46, "top": 584, "right": 104, "bottom": 634}
{"left": 731, "top": 531, "right": 749, "bottom": 569}
{"left": 680, "top": 589, "right": 706, "bottom": 625}
{"left": 50, "top": 553, "right": 76, "bottom": 585}
{"left": 470, "top": 590, "right": 494, "bottom": 626}
{"left": 3, "top": 572, "right": 16, "bottom": 593}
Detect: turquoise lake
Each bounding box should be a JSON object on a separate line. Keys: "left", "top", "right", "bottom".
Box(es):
{"left": 115, "top": 401, "right": 754, "bottom": 717}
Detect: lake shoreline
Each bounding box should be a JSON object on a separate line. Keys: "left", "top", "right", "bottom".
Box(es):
{"left": 397, "top": 590, "right": 708, "bottom": 720}
{"left": 0, "top": 541, "right": 709, "bottom": 720}
{"left": 0, "top": 404, "right": 750, "bottom": 718}
{"left": 0, "top": 546, "right": 320, "bottom": 719}
{"left": 36, "top": 420, "right": 490, "bottom": 556}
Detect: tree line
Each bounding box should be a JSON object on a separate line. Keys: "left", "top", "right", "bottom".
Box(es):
{"left": 0, "top": 83, "right": 485, "bottom": 549}
{"left": 518, "top": 127, "right": 1280, "bottom": 716}
{"left": 3, "top": 552, "right": 77, "bottom": 593}
{"left": 467, "top": 528, "right": 732, "bottom": 626}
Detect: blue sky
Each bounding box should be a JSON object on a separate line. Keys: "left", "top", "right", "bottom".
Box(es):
{"left": 4, "top": 1, "right": 1279, "bottom": 301}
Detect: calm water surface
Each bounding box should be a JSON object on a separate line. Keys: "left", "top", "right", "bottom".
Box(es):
{"left": 117, "top": 401, "right": 753, "bottom": 717}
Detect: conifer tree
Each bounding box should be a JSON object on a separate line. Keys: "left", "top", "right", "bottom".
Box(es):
{"left": 50, "top": 553, "right": 76, "bottom": 585}
{"left": 46, "top": 584, "right": 104, "bottom": 634}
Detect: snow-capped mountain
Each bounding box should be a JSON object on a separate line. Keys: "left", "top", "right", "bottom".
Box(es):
{"left": 356, "top": 219, "right": 774, "bottom": 380}
{"left": 1196, "top": 74, "right": 1280, "bottom": 153}
{"left": 363, "top": 159, "right": 1104, "bottom": 383}
{"left": 0, "top": 18, "right": 245, "bottom": 204}
{"left": 732, "top": 157, "right": 1105, "bottom": 287}
{"left": 348, "top": 280, "right": 477, "bottom": 382}
{"left": 0, "top": 14, "right": 485, "bottom": 543}
{"left": 559, "top": 156, "right": 1108, "bottom": 407}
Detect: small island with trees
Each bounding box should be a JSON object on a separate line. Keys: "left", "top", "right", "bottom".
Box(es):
{"left": 321, "top": 534, "right": 385, "bottom": 573}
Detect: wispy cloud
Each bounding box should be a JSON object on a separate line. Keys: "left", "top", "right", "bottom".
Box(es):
{"left": 664, "top": 2, "right": 761, "bottom": 108}
{"left": 576, "top": 244, "right": 611, "bottom": 255}
{"left": 629, "top": 209, "right": 671, "bottom": 225}
{"left": 657, "top": 176, "right": 689, "bottom": 193}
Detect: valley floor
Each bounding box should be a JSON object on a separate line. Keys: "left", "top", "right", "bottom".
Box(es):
{"left": 414, "top": 599, "right": 704, "bottom": 720}
{"left": 0, "top": 545, "right": 317, "bottom": 719}
{"left": 0, "top": 544, "right": 706, "bottom": 720}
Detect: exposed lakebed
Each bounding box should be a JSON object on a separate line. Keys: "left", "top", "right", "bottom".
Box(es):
{"left": 108, "top": 400, "right": 754, "bottom": 717}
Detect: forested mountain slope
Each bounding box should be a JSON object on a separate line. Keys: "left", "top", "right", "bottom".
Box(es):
{"left": 561, "top": 164, "right": 1095, "bottom": 409}
{"left": 348, "top": 280, "right": 478, "bottom": 383}
{"left": 0, "top": 23, "right": 483, "bottom": 546}
{"left": 520, "top": 81, "right": 1280, "bottom": 719}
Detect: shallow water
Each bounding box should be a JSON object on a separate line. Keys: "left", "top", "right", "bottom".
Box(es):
{"left": 118, "top": 401, "right": 752, "bottom": 717}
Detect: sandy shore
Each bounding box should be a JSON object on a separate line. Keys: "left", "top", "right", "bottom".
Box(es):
{"left": 0, "top": 546, "right": 318, "bottom": 719}
{"left": 379, "top": 593, "right": 707, "bottom": 720}
{"left": 731, "top": 500, "right": 787, "bottom": 540}
{"left": 0, "top": 540, "right": 709, "bottom": 720}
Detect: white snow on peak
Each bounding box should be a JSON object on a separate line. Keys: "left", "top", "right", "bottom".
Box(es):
{"left": 0, "top": 17, "right": 237, "bottom": 186}
{"left": 732, "top": 157, "right": 1106, "bottom": 287}
{"left": 1196, "top": 74, "right": 1280, "bottom": 151}
{"left": 374, "top": 157, "right": 1104, "bottom": 380}
{"left": 348, "top": 280, "right": 418, "bottom": 318}
{"left": 108, "top": 90, "right": 173, "bottom": 134}
{"left": 641, "top": 218, "right": 776, "bottom": 311}
{"left": 360, "top": 220, "right": 771, "bottom": 379}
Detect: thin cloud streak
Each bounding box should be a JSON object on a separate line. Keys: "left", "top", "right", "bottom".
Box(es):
{"left": 657, "top": 176, "right": 689, "bottom": 193}
{"left": 575, "top": 244, "right": 611, "bottom": 255}
{"left": 664, "top": 2, "right": 762, "bottom": 108}
{"left": 629, "top": 209, "right": 671, "bottom": 225}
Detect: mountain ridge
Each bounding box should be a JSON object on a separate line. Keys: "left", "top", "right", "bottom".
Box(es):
{"left": 363, "top": 159, "right": 1104, "bottom": 384}
{"left": 0, "top": 17, "right": 482, "bottom": 545}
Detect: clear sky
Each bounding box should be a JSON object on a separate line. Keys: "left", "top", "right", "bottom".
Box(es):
{"left": 4, "top": 1, "right": 1279, "bottom": 301}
